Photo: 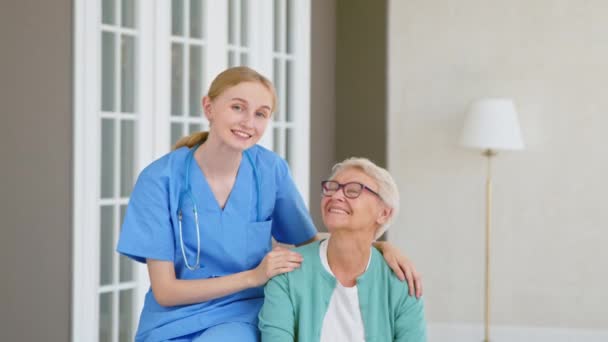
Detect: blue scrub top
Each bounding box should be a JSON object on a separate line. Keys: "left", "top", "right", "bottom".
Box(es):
{"left": 117, "top": 144, "right": 317, "bottom": 342}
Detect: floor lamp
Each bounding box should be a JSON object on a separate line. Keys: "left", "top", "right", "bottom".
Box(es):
{"left": 460, "top": 98, "right": 525, "bottom": 342}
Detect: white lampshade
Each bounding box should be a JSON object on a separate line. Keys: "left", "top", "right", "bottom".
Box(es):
{"left": 460, "top": 98, "right": 525, "bottom": 151}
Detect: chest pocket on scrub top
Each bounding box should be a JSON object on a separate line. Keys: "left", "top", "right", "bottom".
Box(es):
{"left": 245, "top": 219, "right": 273, "bottom": 269}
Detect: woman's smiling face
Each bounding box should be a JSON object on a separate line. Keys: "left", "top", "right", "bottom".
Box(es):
{"left": 321, "top": 167, "right": 389, "bottom": 237}
{"left": 204, "top": 81, "right": 273, "bottom": 151}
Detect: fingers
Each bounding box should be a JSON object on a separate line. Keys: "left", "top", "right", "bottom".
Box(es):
{"left": 266, "top": 261, "right": 302, "bottom": 278}
{"left": 380, "top": 244, "right": 407, "bottom": 282}
{"left": 403, "top": 265, "right": 415, "bottom": 297}
{"left": 266, "top": 249, "right": 303, "bottom": 263}
{"left": 262, "top": 248, "right": 304, "bottom": 278}
{"left": 391, "top": 254, "right": 423, "bottom": 299}
{"left": 413, "top": 271, "right": 423, "bottom": 299}
{"left": 388, "top": 259, "right": 406, "bottom": 282}
{"left": 402, "top": 263, "right": 423, "bottom": 298}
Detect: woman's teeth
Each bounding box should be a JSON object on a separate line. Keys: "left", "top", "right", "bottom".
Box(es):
{"left": 232, "top": 130, "right": 251, "bottom": 138}
{"left": 329, "top": 208, "right": 348, "bottom": 215}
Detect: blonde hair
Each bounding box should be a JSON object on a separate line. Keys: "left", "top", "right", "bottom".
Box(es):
{"left": 173, "top": 66, "right": 277, "bottom": 150}
{"left": 329, "top": 157, "right": 400, "bottom": 240}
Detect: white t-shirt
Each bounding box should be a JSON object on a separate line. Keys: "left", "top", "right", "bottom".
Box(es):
{"left": 319, "top": 239, "right": 372, "bottom": 342}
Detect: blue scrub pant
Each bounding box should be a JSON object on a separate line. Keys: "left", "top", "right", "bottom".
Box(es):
{"left": 179, "top": 322, "right": 259, "bottom": 342}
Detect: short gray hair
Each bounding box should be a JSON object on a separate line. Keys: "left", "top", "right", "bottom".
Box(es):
{"left": 329, "top": 157, "right": 400, "bottom": 240}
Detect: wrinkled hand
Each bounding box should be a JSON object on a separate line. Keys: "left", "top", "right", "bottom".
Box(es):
{"left": 250, "top": 246, "right": 303, "bottom": 287}
{"left": 377, "top": 241, "right": 423, "bottom": 298}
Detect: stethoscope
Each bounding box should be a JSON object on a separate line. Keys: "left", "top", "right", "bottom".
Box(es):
{"left": 177, "top": 143, "right": 262, "bottom": 271}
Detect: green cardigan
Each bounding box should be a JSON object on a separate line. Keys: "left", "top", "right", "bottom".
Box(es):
{"left": 258, "top": 241, "right": 427, "bottom": 341}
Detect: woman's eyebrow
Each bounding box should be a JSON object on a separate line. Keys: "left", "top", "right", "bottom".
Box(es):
{"left": 230, "top": 97, "right": 248, "bottom": 103}
{"left": 230, "top": 97, "right": 272, "bottom": 111}
{"left": 230, "top": 97, "right": 271, "bottom": 111}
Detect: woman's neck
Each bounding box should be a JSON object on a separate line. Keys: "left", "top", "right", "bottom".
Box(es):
{"left": 326, "top": 232, "right": 374, "bottom": 287}
{"left": 195, "top": 133, "right": 242, "bottom": 178}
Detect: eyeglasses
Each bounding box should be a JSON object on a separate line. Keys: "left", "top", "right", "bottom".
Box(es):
{"left": 321, "top": 180, "right": 382, "bottom": 200}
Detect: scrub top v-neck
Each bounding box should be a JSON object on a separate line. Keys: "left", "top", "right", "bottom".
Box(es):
{"left": 192, "top": 150, "right": 245, "bottom": 214}
{"left": 117, "top": 144, "right": 317, "bottom": 342}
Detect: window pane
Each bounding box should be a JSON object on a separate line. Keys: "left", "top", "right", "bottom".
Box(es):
{"left": 121, "top": 35, "right": 136, "bottom": 113}
{"left": 273, "top": 58, "right": 283, "bottom": 121}
{"left": 119, "top": 254, "right": 134, "bottom": 283}
{"left": 273, "top": 127, "right": 284, "bottom": 157}
{"left": 228, "top": 0, "right": 236, "bottom": 44}
{"left": 189, "top": 123, "right": 202, "bottom": 134}
{"left": 190, "top": 0, "right": 204, "bottom": 38}
{"left": 286, "top": 0, "right": 293, "bottom": 53}
{"left": 101, "top": 119, "right": 115, "bottom": 198}
{"left": 171, "top": 122, "right": 184, "bottom": 147}
{"left": 120, "top": 120, "right": 135, "bottom": 197}
{"left": 285, "top": 127, "right": 292, "bottom": 166}
{"left": 121, "top": 0, "right": 136, "bottom": 28}
{"left": 119, "top": 205, "right": 133, "bottom": 282}
{"left": 120, "top": 205, "right": 127, "bottom": 226}
{"left": 101, "top": 32, "right": 115, "bottom": 112}
{"left": 286, "top": 59, "right": 293, "bottom": 122}
{"left": 102, "top": 0, "right": 115, "bottom": 25}
{"left": 189, "top": 46, "right": 203, "bottom": 117}
{"left": 228, "top": 50, "right": 236, "bottom": 67}
{"left": 119, "top": 290, "right": 134, "bottom": 342}
{"left": 99, "top": 292, "right": 113, "bottom": 342}
{"left": 241, "top": 0, "right": 248, "bottom": 46}
{"left": 273, "top": 0, "right": 281, "bottom": 52}
{"left": 172, "top": 0, "right": 184, "bottom": 36}
{"left": 240, "top": 52, "right": 248, "bottom": 66}
{"left": 171, "top": 43, "right": 184, "bottom": 116}
{"left": 100, "top": 206, "right": 114, "bottom": 286}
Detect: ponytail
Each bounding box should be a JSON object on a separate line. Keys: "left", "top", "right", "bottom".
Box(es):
{"left": 173, "top": 131, "right": 209, "bottom": 150}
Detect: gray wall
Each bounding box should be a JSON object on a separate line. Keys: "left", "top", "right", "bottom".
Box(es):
{"left": 309, "top": 0, "right": 337, "bottom": 230}
{"left": 388, "top": 0, "right": 608, "bottom": 330}
{"left": 309, "top": 0, "right": 388, "bottom": 231}
{"left": 0, "top": 1, "right": 72, "bottom": 340}
{"left": 335, "top": 0, "right": 388, "bottom": 167}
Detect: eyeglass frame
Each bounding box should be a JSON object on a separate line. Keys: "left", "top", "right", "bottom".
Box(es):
{"left": 321, "top": 180, "right": 383, "bottom": 200}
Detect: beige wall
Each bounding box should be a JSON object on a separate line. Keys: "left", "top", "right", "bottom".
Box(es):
{"left": 388, "top": 0, "right": 608, "bottom": 329}
{"left": 0, "top": 0, "right": 72, "bottom": 340}
{"left": 389, "top": 0, "right": 608, "bottom": 329}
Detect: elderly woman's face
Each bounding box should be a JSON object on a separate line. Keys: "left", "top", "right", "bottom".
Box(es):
{"left": 321, "top": 167, "right": 387, "bottom": 236}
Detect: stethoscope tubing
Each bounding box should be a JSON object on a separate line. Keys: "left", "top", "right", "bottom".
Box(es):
{"left": 178, "top": 144, "right": 261, "bottom": 271}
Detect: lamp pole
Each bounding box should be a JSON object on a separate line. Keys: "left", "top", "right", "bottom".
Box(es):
{"left": 483, "top": 149, "right": 496, "bottom": 342}
{"left": 460, "top": 98, "right": 525, "bottom": 341}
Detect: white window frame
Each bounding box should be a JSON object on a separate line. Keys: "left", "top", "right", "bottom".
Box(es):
{"left": 246, "top": 0, "right": 311, "bottom": 201}
{"left": 73, "top": 1, "right": 310, "bottom": 340}
{"left": 73, "top": 1, "right": 154, "bottom": 340}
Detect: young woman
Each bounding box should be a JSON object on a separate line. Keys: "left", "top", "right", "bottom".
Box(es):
{"left": 117, "top": 66, "right": 422, "bottom": 341}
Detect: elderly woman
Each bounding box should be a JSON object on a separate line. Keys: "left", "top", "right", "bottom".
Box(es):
{"left": 258, "top": 158, "right": 427, "bottom": 341}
